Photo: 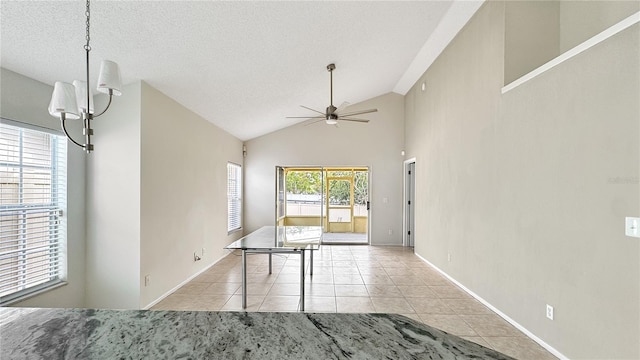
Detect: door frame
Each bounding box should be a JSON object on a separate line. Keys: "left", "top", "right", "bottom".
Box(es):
{"left": 323, "top": 167, "right": 369, "bottom": 242}
{"left": 402, "top": 158, "right": 416, "bottom": 247}
{"left": 278, "top": 166, "right": 371, "bottom": 245}
{"left": 325, "top": 175, "right": 354, "bottom": 233}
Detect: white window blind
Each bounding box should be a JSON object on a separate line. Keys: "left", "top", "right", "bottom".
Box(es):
{"left": 0, "top": 121, "right": 67, "bottom": 305}
{"left": 227, "top": 162, "right": 242, "bottom": 232}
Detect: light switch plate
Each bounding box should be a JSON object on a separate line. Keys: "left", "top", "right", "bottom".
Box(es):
{"left": 625, "top": 217, "right": 640, "bottom": 238}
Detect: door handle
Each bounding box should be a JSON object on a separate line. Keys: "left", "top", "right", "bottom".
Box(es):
{"left": 366, "top": 201, "right": 370, "bottom": 210}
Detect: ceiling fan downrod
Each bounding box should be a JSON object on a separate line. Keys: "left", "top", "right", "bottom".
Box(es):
{"left": 327, "top": 63, "right": 336, "bottom": 116}
{"left": 285, "top": 62, "right": 376, "bottom": 125}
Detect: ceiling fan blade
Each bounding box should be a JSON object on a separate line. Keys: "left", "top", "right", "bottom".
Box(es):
{"left": 338, "top": 108, "right": 378, "bottom": 117}
{"left": 286, "top": 116, "right": 325, "bottom": 119}
{"left": 304, "top": 119, "right": 325, "bottom": 126}
{"left": 300, "top": 105, "right": 325, "bottom": 115}
{"left": 339, "top": 118, "right": 370, "bottom": 123}
{"left": 336, "top": 101, "right": 351, "bottom": 113}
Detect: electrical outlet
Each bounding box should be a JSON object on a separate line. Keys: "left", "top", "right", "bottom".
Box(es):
{"left": 388, "top": 228, "right": 393, "bottom": 235}
{"left": 546, "top": 304, "right": 554, "bottom": 320}
{"left": 625, "top": 217, "right": 639, "bottom": 238}
{"left": 144, "top": 275, "right": 151, "bottom": 287}
{"left": 194, "top": 252, "right": 201, "bottom": 262}
{"left": 202, "top": 247, "right": 206, "bottom": 256}
{"left": 447, "top": 253, "right": 451, "bottom": 262}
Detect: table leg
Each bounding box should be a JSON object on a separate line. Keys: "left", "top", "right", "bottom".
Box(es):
{"left": 242, "top": 250, "right": 247, "bottom": 309}
{"left": 310, "top": 248, "right": 314, "bottom": 276}
{"left": 269, "top": 253, "right": 272, "bottom": 274}
{"left": 300, "top": 249, "right": 305, "bottom": 311}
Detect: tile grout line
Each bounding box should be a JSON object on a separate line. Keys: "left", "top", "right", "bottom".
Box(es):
{"left": 153, "top": 245, "right": 558, "bottom": 358}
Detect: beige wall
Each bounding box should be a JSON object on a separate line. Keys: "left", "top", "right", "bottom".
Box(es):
{"left": 3, "top": 73, "right": 244, "bottom": 309}
{"left": 404, "top": 1, "right": 639, "bottom": 358}
{"left": 504, "top": 0, "right": 640, "bottom": 85}
{"left": 86, "top": 81, "right": 142, "bottom": 309}
{"left": 504, "top": 1, "right": 560, "bottom": 84}
{"left": 87, "top": 81, "right": 244, "bottom": 309}
{"left": 139, "top": 82, "right": 244, "bottom": 308}
{"left": 244, "top": 93, "right": 405, "bottom": 245}
{"left": 1, "top": 68, "right": 86, "bottom": 308}
{"left": 560, "top": 0, "right": 640, "bottom": 52}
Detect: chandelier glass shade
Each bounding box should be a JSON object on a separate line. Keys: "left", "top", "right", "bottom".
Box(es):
{"left": 96, "top": 60, "right": 122, "bottom": 96}
{"left": 48, "top": 82, "right": 80, "bottom": 120}
{"left": 72, "top": 80, "right": 94, "bottom": 114}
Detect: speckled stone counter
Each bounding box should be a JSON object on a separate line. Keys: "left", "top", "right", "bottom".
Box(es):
{"left": 0, "top": 308, "right": 514, "bottom": 359}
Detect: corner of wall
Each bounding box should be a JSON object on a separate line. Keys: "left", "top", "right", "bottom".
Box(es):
{"left": 85, "top": 80, "right": 142, "bottom": 309}
{"left": 137, "top": 83, "right": 244, "bottom": 308}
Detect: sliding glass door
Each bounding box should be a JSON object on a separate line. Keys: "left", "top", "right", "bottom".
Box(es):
{"left": 276, "top": 166, "right": 369, "bottom": 245}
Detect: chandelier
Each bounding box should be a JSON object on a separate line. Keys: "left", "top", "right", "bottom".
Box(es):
{"left": 48, "top": 0, "right": 122, "bottom": 153}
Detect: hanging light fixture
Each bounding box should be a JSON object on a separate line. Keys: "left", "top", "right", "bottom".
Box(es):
{"left": 48, "top": 0, "right": 122, "bottom": 153}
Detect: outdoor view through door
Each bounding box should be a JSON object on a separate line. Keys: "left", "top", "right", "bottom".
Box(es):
{"left": 276, "top": 167, "right": 369, "bottom": 245}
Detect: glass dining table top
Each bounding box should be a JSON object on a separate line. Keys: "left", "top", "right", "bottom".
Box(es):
{"left": 225, "top": 226, "right": 322, "bottom": 250}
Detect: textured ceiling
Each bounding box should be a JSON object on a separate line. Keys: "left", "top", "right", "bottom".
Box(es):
{"left": 1, "top": 1, "right": 481, "bottom": 141}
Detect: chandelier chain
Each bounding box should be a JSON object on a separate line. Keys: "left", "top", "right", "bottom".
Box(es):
{"left": 84, "top": 0, "right": 91, "bottom": 51}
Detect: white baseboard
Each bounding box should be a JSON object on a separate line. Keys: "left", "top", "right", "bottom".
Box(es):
{"left": 142, "top": 250, "right": 235, "bottom": 310}
{"left": 414, "top": 252, "right": 568, "bottom": 360}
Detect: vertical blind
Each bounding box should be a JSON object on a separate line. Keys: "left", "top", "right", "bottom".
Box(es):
{"left": 0, "top": 121, "right": 67, "bottom": 304}
{"left": 227, "top": 162, "right": 242, "bottom": 232}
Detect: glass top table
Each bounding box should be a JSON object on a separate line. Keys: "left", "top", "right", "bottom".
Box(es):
{"left": 225, "top": 226, "right": 322, "bottom": 311}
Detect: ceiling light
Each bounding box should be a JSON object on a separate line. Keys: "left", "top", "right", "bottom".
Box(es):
{"left": 325, "top": 113, "right": 338, "bottom": 125}
{"left": 48, "top": 0, "right": 122, "bottom": 153}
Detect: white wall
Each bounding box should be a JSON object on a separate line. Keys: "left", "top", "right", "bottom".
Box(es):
{"left": 0, "top": 68, "right": 86, "bottom": 308}
{"left": 244, "top": 93, "right": 405, "bottom": 245}
{"left": 85, "top": 81, "right": 142, "bottom": 309}
{"left": 139, "top": 82, "right": 244, "bottom": 308}
{"left": 404, "top": 2, "right": 639, "bottom": 358}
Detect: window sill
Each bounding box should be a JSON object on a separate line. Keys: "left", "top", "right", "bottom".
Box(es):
{"left": 0, "top": 280, "right": 67, "bottom": 307}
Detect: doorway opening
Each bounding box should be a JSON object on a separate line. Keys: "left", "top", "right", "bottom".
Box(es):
{"left": 276, "top": 167, "right": 369, "bottom": 245}
{"left": 403, "top": 159, "right": 416, "bottom": 247}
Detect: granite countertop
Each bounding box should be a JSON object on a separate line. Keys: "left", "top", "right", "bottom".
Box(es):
{"left": 0, "top": 308, "right": 514, "bottom": 359}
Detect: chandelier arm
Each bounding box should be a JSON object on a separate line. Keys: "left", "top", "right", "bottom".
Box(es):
{"left": 93, "top": 93, "right": 113, "bottom": 118}
{"left": 60, "top": 114, "right": 86, "bottom": 149}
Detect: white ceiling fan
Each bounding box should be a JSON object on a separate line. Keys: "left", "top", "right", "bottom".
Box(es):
{"left": 287, "top": 63, "right": 378, "bottom": 125}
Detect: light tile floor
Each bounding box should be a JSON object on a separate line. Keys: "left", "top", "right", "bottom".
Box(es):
{"left": 152, "top": 245, "right": 557, "bottom": 360}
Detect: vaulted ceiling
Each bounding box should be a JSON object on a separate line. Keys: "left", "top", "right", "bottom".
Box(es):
{"left": 1, "top": 1, "right": 481, "bottom": 140}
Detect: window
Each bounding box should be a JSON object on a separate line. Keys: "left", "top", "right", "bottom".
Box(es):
{"left": 0, "top": 121, "right": 67, "bottom": 305}
{"left": 227, "top": 162, "right": 242, "bottom": 233}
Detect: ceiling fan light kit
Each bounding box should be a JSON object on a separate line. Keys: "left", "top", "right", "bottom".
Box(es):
{"left": 287, "top": 63, "right": 377, "bottom": 126}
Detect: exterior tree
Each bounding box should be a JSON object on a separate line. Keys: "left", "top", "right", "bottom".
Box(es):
{"left": 286, "top": 171, "right": 322, "bottom": 194}
{"left": 353, "top": 171, "right": 368, "bottom": 205}
{"left": 286, "top": 170, "right": 368, "bottom": 206}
